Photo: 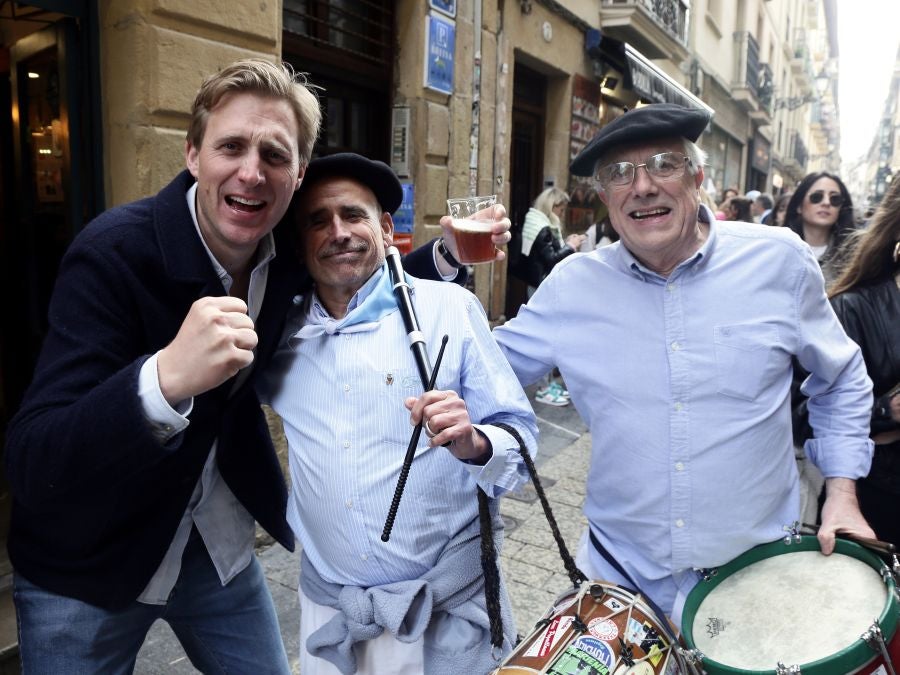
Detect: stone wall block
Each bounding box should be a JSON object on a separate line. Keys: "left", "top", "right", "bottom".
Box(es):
{"left": 153, "top": 0, "right": 279, "bottom": 45}
{"left": 148, "top": 26, "right": 268, "bottom": 116}
{"left": 425, "top": 101, "right": 450, "bottom": 157}
{"left": 424, "top": 164, "right": 450, "bottom": 216}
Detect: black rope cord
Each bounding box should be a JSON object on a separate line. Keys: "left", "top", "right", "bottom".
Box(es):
{"left": 493, "top": 422, "right": 588, "bottom": 588}
{"left": 477, "top": 488, "right": 504, "bottom": 650}
{"left": 477, "top": 421, "right": 590, "bottom": 654}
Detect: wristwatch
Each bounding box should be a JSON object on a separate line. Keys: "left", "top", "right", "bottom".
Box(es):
{"left": 436, "top": 238, "right": 463, "bottom": 269}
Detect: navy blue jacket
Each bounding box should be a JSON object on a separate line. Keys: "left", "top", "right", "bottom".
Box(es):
{"left": 4, "top": 170, "right": 447, "bottom": 609}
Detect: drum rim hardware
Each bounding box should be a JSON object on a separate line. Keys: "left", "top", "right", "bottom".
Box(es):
{"left": 862, "top": 622, "right": 897, "bottom": 675}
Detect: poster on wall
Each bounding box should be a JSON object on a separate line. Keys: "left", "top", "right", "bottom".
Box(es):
{"left": 393, "top": 183, "right": 415, "bottom": 254}
{"left": 428, "top": 0, "right": 456, "bottom": 18}
{"left": 424, "top": 13, "right": 455, "bottom": 95}
{"left": 567, "top": 74, "right": 604, "bottom": 231}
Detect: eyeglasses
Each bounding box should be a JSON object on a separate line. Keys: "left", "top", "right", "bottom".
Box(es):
{"left": 594, "top": 152, "right": 692, "bottom": 190}
{"left": 807, "top": 190, "right": 843, "bottom": 208}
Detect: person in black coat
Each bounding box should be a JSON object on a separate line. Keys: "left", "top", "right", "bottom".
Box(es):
{"left": 519, "top": 187, "right": 586, "bottom": 292}
{"left": 828, "top": 176, "right": 900, "bottom": 544}
{"left": 3, "top": 58, "right": 502, "bottom": 672}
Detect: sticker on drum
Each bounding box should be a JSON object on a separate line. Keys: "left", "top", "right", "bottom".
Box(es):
{"left": 523, "top": 615, "right": 574, "bottom": 659}
{"left": 588, "top": 617, "right": 619, "bottom": 641}
{"left": 547, "top": 636, "right": 615, "bottom": 674}
{"left": 681, "top": 536, "right": 900, "bottom": 674}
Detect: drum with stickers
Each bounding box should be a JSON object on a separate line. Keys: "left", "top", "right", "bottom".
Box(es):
{"left": 680, "top": 536, "right": 900, "bottom": 674}
{"left": 493, "top": 580, "right": 686, "bottom": 675}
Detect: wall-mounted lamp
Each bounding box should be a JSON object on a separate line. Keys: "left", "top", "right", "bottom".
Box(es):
{"left": 27, "top": 72, "right": 40, "bottom": 79}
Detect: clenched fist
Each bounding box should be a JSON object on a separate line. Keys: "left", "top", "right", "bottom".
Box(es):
{"left": 157, "top": 296, "right": 258, "bottom": 405}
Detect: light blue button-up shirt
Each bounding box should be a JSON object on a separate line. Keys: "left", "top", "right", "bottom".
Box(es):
{"left": 493, "top": 210, "right": 873, "bottom": 614}
{"left": 264, "top": 269, "right": 538, "bottom": 587}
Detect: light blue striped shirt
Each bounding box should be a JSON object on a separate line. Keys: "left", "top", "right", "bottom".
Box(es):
{"left": 263, "top": 266, "right": 538, "bottom": 587}
{"left": 493, "top": 209, "right": 873, "bottom": 614}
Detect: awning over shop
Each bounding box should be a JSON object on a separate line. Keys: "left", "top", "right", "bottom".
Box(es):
{"left": 586, "top": 29, "right": 714, "bottom": 116}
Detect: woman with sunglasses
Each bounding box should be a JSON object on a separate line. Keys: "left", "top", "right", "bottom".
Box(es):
{"left": 786, "top": 174, "right": 856, "bottom": 523}
{"left": 827, "top": 177, "right": 900, "bottom": 545}
{"left": 784, "top": 172, "right": 856, "bottom": 283}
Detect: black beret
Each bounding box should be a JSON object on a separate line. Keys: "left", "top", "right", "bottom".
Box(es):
{"left": 570, "top": 103, "right": 712, "bottom": 177}
{"left": 298, "top": 152, "right": 403, "bottom": 214}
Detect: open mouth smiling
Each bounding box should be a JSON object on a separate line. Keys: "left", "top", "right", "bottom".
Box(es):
{"left": 630, "top": 207, "right": 671, "bottom": 220}
{"left": 226, "top": 195, "right": 266, "bottom": 212}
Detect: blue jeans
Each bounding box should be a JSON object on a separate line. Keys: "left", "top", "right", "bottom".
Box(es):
{"left": 13, "top": 529, "right": 290, "bottom": 674}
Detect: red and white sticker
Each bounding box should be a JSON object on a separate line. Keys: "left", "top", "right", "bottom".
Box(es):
{"left": 588, "top": 617, "right": 619, "bottom": 641}
{"left": 523, "top": 616, "right": 574, "bottom": 658}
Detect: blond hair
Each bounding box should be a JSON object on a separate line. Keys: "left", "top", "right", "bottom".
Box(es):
{"left": 187, "top": 59, "right": 322, "bottom": 168}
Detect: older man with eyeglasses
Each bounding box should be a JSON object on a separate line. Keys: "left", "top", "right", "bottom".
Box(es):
{"left": 491, "top": 103, "right": 875, "bottom": 626}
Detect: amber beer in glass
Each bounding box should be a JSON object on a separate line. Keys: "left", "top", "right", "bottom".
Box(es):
{"left": 447, "top": 195, "right": 497, "bottom": 264}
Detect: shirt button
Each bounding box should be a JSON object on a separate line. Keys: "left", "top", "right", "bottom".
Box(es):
{"left": 666, "top": 283, "right": 675, "bottom": 292}
{"left": 360, "top": 554, "right": 368, "bottom": 561}
{"left": 674, "top": 402, "right": 683, "bottom": 412}
{"left": 345, "top": 500, "right": 353, "bottom": 509}
{"left": 344, "top": 333, "right": 351, "bottom": 340}
{"left": 675, "top": 462, "right": 685, "bottom": 471}
{"left": 343, "top": 384, "right": 351, "bottom": 392}
{"left": 343, "top": 441, "right": 350, "bottom": 449}
{"left": 675, "top": 519, "right": 685, "bottom": 528}
{"left": 671, "top": 342, "right": 681, "bottom": 351}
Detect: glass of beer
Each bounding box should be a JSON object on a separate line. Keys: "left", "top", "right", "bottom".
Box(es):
{"left": 446, "top": 194, "right": 497, "bottom": 264}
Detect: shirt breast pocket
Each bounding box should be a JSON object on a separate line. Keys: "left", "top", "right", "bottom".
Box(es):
{"left": 714, "top": 323, "right": 781, "bottom": 401}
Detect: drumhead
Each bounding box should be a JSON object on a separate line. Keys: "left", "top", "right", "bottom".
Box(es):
{"left": 681, "top": 536, "right": 898, "bottom": 674}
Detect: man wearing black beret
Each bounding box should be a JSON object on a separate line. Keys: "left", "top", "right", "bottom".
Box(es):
{"left": 260, "top": 153, "right": 537, "bottom": 673}
{"left": 493, "top": 103, "right": 875, "bottom": 626}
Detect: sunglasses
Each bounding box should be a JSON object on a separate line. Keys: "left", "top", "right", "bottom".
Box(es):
{"left": 807, "top": 190, "right": 843, "bottom": 208}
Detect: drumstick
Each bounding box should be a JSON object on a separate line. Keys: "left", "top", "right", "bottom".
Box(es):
{"left": 802, "top": 522, "right": 897, "bottom": 555}
{"left": 380, "top": 335, "right": 449, "bottom": 543}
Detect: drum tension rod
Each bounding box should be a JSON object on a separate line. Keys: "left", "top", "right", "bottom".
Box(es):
{"left": 862, "top": 623, "right": 896, "bottom": 675}
{"left": 676, "top": 647, "right": 705, "bottom": 675}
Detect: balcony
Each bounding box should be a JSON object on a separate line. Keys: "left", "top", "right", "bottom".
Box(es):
{"left": 783, "top": 131, "right": 808, "bottom": 178}
{"left": 732, "top": 32, "right": 766, "bottom": 116}
{"left": 599, "top": 0, "right": 690, "bottom": 63}
{"left": 751, "top": 63, "right": 774, "bottom": 124}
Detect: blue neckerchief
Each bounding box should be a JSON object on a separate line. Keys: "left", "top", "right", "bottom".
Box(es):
{"left": 291, "top": 262, "right": 407, "bottom": 341}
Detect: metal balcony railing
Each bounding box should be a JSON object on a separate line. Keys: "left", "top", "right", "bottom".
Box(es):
{"left": 602, "top": 0, "right": 690, "bottom": 46}
{"left": 758, "top": 63, "right": 774, "bottom": 111}
{"left": 734, "top": 31, "right": 760, "bottom": 98}
{"left": 790, "top": 132, "right": 808, "bottom": 168}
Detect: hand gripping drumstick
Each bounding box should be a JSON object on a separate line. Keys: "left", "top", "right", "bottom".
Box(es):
{"left": 381, "top": 334, "right": 449, "bottom": 542}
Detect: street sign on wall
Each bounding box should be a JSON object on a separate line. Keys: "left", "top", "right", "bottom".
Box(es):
{"left": 424, "top": 13, "right": 454, "bottom": 95}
